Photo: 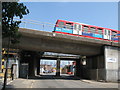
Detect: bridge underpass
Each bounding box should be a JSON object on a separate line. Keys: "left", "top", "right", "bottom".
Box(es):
{"left": 40, "top": 54, "right": 87, "bottom": 78}
{"left": 39, "top": 59, "right": 75, "bottom": 77}
{"left": 19, "top": 51, "right": 80, "bottom": 78}
{"left": 2, "top": 28, "right": 120, "bottom": 82}
{"left": 18, "top": 47, "right": 119, "bottom": 82}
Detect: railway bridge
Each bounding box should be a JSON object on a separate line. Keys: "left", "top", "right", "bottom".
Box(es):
{"left": 2, "top": 28, "right": 120, "bottom": 82}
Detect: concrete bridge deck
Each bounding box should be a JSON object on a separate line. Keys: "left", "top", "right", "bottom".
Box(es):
{"left": 2, "top": 28, "right": 119, "bottom": 56}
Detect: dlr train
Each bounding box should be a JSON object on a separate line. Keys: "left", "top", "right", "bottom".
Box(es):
{"left": 53, "top": 19, "right": 119, "bottom": 42}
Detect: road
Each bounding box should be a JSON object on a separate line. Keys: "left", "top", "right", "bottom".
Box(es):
{"left": 5, "top": 73, "right": 118, "bottom": 89}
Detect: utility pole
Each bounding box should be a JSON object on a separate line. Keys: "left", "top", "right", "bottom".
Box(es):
{"left": 2, "top": 36, "right": 11, "bottom": 90}
{"left": 0, "top": 1, "right": 2, "bottom": 71}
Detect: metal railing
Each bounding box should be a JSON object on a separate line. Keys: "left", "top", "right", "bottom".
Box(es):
{"left": 14, "top": 18, "right": 55, "bottom": 32}
{"left": 13, "top": 18, "right": 79, "bottom": 32}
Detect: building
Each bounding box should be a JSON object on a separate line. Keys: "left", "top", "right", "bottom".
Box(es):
{"left": 0, "top": 48, "right": 19, "bottom": 79}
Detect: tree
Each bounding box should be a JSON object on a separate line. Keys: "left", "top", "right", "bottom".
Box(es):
{"left": 2, "top": 2, "right": 29, "bottom": 90}
{"left": 2, "top": 2, "right": 29, "bottom": 43}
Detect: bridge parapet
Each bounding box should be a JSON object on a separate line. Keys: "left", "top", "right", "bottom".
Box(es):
{"left": 19, "top": 28, "right": 119, "bottom": 47}
{"left": 2, "top": 28, "right": 119, "bottom": 56}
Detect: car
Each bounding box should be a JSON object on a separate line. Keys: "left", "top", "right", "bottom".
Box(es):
{"left": 48, "top": 70, "right": 52, "bottom": 73}
{"left": 43, "top": 70, "right": 49, "bottom": 73}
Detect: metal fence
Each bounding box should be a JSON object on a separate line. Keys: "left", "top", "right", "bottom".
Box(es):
{"left": 14, "top": 18, "right": 55, "bottom": 32}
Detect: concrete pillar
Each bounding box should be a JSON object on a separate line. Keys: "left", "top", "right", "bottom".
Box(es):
{"left": 104, "top": 46, "right": 119, "bottom": 82}
{"left": 15, "top": 58, "right": 19, "bottom": 78}
{"left": 118, "top": 48, "right": 120, "bottom": 82}
{"left": 75, "top": 60, "right": 81, "bottom": 77}
{"left": 20, "top": 51, "right": 41, "bottom": 78}
{"left": 0, "top": 2, "right": 2, "bottom": 70}
{"left": 28, "top": 54, "right": 36, "bottom": 77}
{"left": 37, "top": 59, "right": 40, "bottom": 75}
{"left": 34, "top": 59, "right": 38, "bottom": 76}
{"left": 83, "top": 46, "right": 119, "bottom": 82}
{"left": 86, "top": 55, "right": 105, "bottom": 80}
{"left": 56, "top": 58, "right": 60, "bottom": 76}
{"left": 29, "top": 54, "right": 40, "bottom": 77}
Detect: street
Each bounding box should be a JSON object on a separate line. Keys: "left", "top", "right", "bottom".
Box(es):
{"left": 5, "top": 73, "right": 118, "bottom": 89}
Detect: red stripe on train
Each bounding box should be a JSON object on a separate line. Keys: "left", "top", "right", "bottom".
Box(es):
{"left": 54, "top": 31, "right": 118, "bottom": 42}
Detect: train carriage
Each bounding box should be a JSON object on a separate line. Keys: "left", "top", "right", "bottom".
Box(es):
{"left": 53, "top": 19, "right": 119, "bottom": 42}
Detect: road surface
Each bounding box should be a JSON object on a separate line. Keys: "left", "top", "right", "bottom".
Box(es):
{"left": 5, "top": 74, "right": 118, "bottom": 89}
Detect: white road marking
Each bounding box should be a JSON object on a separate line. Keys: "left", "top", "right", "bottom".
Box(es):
{"left": 30, "top": 80, "right": 35, "bottom": 88}
{"left": 7, "top": 80, "right": 13, "bottom": 85}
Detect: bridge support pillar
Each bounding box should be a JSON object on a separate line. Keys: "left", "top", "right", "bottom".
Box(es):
{"left": 28, "top": 52, "right": 40, "bottom": 77}
{"left": 104, "top": 46, "right": 119, "bottom": 82}
{"left": 19, "top": 51, "right": 41, "bottom": 78}
{"left": 85, "top": 55, "right": 104, "bottom": 80}
{"left": 84, "top": 46, "right": 119, "bottom": 82}
{"left": 56, "top": 58, "right": 60, "bottom": 77}
{"left": 37, "top": 59, "right": 40, "bottom": 75}
{"left": 75, "top": 59, "right": 82, "bottom": 77}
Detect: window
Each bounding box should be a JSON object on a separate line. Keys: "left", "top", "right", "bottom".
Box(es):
{"left": 74, "top": 24, "right": 81, "bottom": 30}
{"left": 90, "top": 27, "right": 96, "bottom": 33}
{"left": 108, "top": 30, "right": 110, "bottom": 35}
{"left": 97, "top": 28, "right": 103, "bottom": 34}
{"left": 83, "top": 26, "right": 89, "bottom": 32}
{"left": 104, "top": 29, "right": 107, "bottom": 35}
{"left": 78, "top": 25, "right": 82, "bottom": 30}
{"left": 58, "top": 22, "right": 64, "bottom": 28}
{"left": 74, "top": 24, "right": 77, "bottom": 30}
{"left": 112, "top": 31, "right": 117, "bottom": 37}
{"left": 104, "top": 29, "right": 110, "bottom": 35}
{"left": 65, "top": 23, "right": 73, "bottom": 29}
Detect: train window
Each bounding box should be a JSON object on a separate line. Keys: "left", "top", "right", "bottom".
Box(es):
{"left": 58, "top": 22, "right": 64, "bottom": 28}
{"left": 108, "top": 30, "right": 110, "bottom": 35}
{"left": 65, "top": 23, "right": 73, "bottom": 29}
{"left": 90, "top": 27, "right": 96, "bottom": 33}
{"left": 112, "top": 31, "right": 117, "bottom": 37}
{"left": 78, "top": 25, "right": 82, "bottom": 30}
{"left": 104, "top": 29, "right": 111, "bottom": 35}
{"left": 83, "top": 26, "right": 89, "bottom": 32}
{"left": 74, "top": 24, "right": 77, "bottom": 30}
{"left": 74, "top": 24, "right": 81, "bottom": 30}
{"left": 97, "top": 28, "right": 103, "bottom": 34}
{"left": 104, "top": 29, "right": 107, "bottom": 35}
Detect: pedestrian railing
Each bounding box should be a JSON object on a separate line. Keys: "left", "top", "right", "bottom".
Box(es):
{"left": 14, "top": 18, "right": 55, "bottom": 32}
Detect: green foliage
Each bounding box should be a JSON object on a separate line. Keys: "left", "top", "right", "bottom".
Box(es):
{"left": 2, "top": 2, "right": 29, "bottom": 44}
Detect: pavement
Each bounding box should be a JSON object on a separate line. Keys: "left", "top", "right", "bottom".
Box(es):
{"left": 0, "top": 77, "right": 13, "bottom": 90}
{"left": 0, "top": 78, "right": 3, "bottom": 90}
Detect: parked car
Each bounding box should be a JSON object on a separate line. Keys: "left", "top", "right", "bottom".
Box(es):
{"left": 43, "top": 70, "right": 49, "bottom": 73}
{"left": 48, "top": 70, "right": 52, "bottom": 73}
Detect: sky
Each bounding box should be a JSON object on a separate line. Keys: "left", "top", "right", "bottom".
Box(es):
{"left": 19, "top": 2, "right": 118, "bottom": 32}
{"left": 20, "top": 0, "right": 119, "bottom": 2}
